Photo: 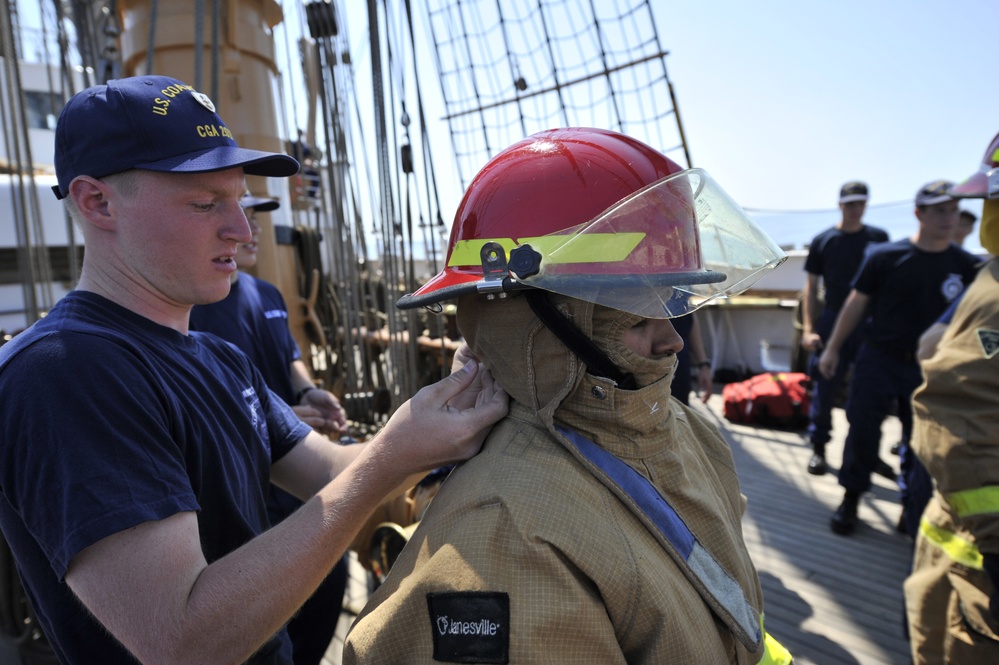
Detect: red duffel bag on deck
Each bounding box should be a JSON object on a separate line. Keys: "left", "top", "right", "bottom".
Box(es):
{"left": 722, "top": 372, "right": 811, "bottom": 428}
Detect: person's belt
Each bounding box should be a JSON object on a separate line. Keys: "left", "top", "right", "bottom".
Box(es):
{"left": 865, "top": 341, "right": 918, "bottom": 364}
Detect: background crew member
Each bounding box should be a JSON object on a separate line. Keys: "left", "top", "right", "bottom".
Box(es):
{"left": 819, "top": 180, "right": 979, "bottom": 536}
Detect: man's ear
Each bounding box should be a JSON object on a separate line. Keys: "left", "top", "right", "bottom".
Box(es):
{"left": 68, "top": 176, "right": 115, "bottom": 230}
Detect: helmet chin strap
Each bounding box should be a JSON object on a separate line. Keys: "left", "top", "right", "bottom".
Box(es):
{"left": 525, "top": 290, "right": 637, "bottom": 391}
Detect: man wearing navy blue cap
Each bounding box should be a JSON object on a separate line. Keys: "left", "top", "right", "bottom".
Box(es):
{"left": 819, "top": 179, "right": 980, "bottom": 536}
{"left": 0, "top": 75, "right": 507, "bottom": 664}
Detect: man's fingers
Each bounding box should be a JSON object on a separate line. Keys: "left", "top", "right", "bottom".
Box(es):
{"left": 425, "top": 359, "right": 480, "bottom": 406}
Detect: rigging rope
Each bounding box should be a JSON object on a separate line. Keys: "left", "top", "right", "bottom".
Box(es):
{"left": 424, "top": 0, "right": 690, "bottom": 186}
{"left": 145, "top": 0, "right": 157, "bottom": 74}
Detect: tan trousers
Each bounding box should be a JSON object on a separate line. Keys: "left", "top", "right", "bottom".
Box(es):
{"left": 905, "top": 527, "right": 999, "bottom": 664}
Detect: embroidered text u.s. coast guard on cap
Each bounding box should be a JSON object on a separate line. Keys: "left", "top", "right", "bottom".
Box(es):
{"left": 52, "top": 75, "right": 299, "bottom": 199}
{"left": 427, "top": 591, "right": 509, "bottom": 664}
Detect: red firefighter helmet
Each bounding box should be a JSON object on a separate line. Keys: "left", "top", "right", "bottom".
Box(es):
{"left": 398, "top": 127, "right": 785, "bottom": 318}
{"left": 950, "top": 130, "right": 999, "bottom": 199}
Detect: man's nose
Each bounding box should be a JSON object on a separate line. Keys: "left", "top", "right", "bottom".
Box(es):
{"left": 652, "top": 318, "right": 684, "bottom": 356}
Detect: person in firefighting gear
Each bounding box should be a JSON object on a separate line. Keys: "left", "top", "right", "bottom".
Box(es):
{"left": 341, "top": 128, "right": 793, "bottom": 664}
{"left": 903, "top": 131, "right": 999, "bottom": 664}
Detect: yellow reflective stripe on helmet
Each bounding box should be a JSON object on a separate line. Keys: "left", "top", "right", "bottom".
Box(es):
{"left": 448, "top": 238, "right": 520, "bottom": 267}
{"left": 447, "top": 234, "right": 645, "bottom": 267}
{"left": 919, "top": 517, "right": 983, "bottom": 570}
{"left": 948, "top": 485, "right": 999, "bottom": 518}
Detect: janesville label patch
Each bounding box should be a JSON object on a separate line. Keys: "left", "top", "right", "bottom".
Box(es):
{"left": 426, "top": 591, "right": 509, "bottom": 664}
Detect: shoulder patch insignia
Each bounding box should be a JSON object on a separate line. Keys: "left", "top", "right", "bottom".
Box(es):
{"left": 977, "top": 328, "right": 999, "bottom": 359}
{"left": 427, "top": 591, "right": 509, "bottom": 664}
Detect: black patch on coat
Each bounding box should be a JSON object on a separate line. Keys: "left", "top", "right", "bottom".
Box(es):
{"left": 426, "top": 591, "right": 509, "bottom": 663}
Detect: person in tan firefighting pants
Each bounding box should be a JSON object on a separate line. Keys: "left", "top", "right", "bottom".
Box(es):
{"left": 342, "top": 128, "right": 792, "bottom": 664}
{"left": 903, "top": 130, "right": 999, "bottom": 663}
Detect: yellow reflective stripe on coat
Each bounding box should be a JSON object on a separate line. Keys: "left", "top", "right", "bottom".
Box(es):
{"left": 948, "top": 485, "right": 999, "bottom": 518}
{"left": 757, "top": 616, "right": 792, "bottom": 665}
{"left": 447, "top": 234, "right": 645, "bottom": 266}
{"left": 759, "top": 631, "right": 793, "bottom": 664}
{"left": 919, "top": 517, "right": 983, "bottom": 570}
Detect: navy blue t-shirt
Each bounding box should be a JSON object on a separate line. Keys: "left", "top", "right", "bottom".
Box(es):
{"left": 190, "top": 274, "right": 301, "bottom": 404}
{"left": 852, "top": 239, "right": 980, "bottom": 352}
{"left": 937, "top": 290, "right": 965, "bottom": 325}
{"left": 0, "top": 291, "right": 310, "bottom": 664}
{"left": 670, "top": 313, "right": 694, "bottom": 404}
{"left": 804, "top": 224, "right": 889, "bottom": 312}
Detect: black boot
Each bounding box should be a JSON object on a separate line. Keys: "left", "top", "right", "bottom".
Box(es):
{"left": 831, "top": 491, "right": 860, "bottom": 535}
{"left": 807, "top": 446, "right": 828, "bottom": 476}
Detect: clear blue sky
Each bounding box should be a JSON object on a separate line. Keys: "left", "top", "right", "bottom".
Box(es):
{"left": 23, "top": 0, "right": 993, "bottom": 254}
{"left": 654, "top": 0, "right": 996, "bottom": 253}
{"left": 329, "top": 0, "right": 997, "bottom": 255}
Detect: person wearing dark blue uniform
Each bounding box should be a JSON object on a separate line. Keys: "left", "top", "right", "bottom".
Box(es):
{"left": 801, "top": 181, "right": 889, "bottom": 476}
{"left": 669, "top": 312, "right": 712, "bottom": 406}
{"left": 190, "top": 194, "right": 349, "bottom": 665}
{"left": 0, "top": 75, "right": 507, "bottom": 664}
{"left": 895, "top": 291, "right": 967, "bottom": 539}
{"left": 954, "top": 208, "right": 978, "bottom": 248}
{"left": 819, "top": 180, "right": 981, "bottom": 535}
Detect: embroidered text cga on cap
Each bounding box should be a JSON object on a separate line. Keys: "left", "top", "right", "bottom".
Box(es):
{"left": 53, "top": 75, "right": 299, "bottom": 199}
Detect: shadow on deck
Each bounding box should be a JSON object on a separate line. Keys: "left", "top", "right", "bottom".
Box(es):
{"left": 695, "top": 393, "right": 912, "bottom": 665}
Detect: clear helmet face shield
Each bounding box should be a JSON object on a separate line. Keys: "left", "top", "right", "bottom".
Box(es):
{"left": 496, "top": 169, "right": 786, "bottom": 318}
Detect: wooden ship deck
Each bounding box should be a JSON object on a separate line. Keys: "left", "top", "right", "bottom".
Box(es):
{"left": 325, "top": 392, "right": 913, "bottom": 665}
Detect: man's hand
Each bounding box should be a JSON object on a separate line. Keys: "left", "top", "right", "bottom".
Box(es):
{"left": 696, "top": 365, "right": 712, "bottom": 404}
{"left": 449, "top": 341, "right": 477, "bottom": 375}
{"left": 801, "top": 331, "right": 823, "bottom": 353}
{"left": 446, "top": 342, "right": 502, "bottom": 411}
{"left": 374, "top": 358, "right": 508, "bottom": 475}
{"left": 817, "top": 347, "right": 839, "bottom": 380}
{"left": 293, "top": 388, "right": 349, "bottom": 438}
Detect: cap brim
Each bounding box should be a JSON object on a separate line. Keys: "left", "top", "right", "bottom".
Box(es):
{"left": 241, "top": 195, "right": 280, "bottom": 211}
{"left": 916, "top": 194, "right": 954, "bottom": 207}
{"left": 137, "top": 146, "right": 300, "bottom": 177}
{"left": 839, "top": 195, "right": 868, "bottom": 203}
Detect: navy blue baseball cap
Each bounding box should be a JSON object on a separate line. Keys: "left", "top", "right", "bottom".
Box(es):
{"left": 53, "top": 75, "right": 299, "bottom": 199}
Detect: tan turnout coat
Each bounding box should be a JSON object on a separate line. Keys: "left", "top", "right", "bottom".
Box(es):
{"left": 905, "top": 258, "right": 999, "bottom": 663}
{"left": 343, "top": 294, "right": 766, "bottom": 664}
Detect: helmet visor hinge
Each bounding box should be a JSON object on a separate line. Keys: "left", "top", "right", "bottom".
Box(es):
{"left": 476, "top": 241, "right": 510, "bottom": 296}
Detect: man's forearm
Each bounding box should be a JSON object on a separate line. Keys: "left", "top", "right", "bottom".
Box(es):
{"left": 825, "top": 292, "right": 867, "bottom": 354}
{"left": 67, "top": 361, "right": 507, "bottom": 664}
